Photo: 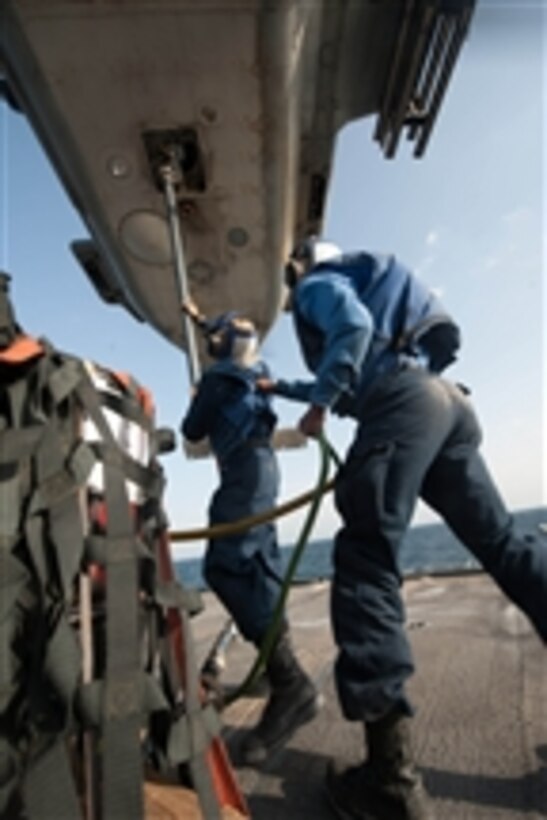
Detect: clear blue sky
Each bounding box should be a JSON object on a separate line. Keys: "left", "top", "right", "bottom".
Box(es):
{"left": 1, "top": 1, "right": 545, "bottom": 558}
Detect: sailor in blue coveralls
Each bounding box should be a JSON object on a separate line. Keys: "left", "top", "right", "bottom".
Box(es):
{"left": 261, "top": 238, "right": 547, "bottom": 820}
{"left": 181, "top": 308, "right": 320, "bottom": 766}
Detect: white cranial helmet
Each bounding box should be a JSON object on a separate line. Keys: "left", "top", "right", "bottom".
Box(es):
{"left": 291, "top": 236, "right": 341, "bottom": 269}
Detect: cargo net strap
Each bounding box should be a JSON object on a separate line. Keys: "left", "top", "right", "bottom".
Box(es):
{"left": 0, "top": 342, "right": 223, "bottom": 820}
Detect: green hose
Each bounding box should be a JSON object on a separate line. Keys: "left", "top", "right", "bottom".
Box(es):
{"left": 223, "top": 433, "right": 334, "bottom": 706}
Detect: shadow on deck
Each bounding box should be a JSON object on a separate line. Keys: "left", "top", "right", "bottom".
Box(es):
{"left": 191, "top": 574, "right": 547, "bottom": 819}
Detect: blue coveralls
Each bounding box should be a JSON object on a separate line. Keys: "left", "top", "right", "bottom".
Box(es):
{"left": 276, "top": 251, "right": 547, "bottom": 722}
{"left": 182, "top": 359, "right": 283, "bottom": 644}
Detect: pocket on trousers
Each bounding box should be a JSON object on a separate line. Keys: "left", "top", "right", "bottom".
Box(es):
{"left": 335, "top": 440, "right": 396, "bottom": 528}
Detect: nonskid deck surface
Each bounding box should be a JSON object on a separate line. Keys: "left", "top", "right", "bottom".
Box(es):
{"left": 191, "top": 573, "right": 547, "bottom": 820}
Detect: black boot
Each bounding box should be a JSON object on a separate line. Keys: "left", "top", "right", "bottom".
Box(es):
{"left": 325, "top": 709, "right": 432, "bottom": 820}
{"left": 239, "top": 630, "right": 321, "bottom": 766}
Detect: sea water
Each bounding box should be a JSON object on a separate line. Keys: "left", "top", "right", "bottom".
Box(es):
{"left": 175, "top": 506, "right": 546, "bottom": 591}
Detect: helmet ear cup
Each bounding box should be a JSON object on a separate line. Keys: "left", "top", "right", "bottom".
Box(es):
{"left": 204, "top": 312, "right": 256, "bottom": 360}
{"left": 284, "top": 260, "right": 299, "bottom": 289}
{"left": 206, "top": 329, "right": 231, "bottom": 359}
{"left": 290, "top": 237, "right": 316, "bottom": 265}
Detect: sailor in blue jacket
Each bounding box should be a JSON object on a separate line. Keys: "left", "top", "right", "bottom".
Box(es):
{"left": 264, "top": 238, "right": 547, "bottom": 820}
{"left": 181, "top": 308, "right": 319, "bottom": 766}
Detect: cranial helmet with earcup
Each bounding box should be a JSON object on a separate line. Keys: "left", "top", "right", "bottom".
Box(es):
{"left": 205, "top": 312, "right": 257, "bottom": 360}
{"left": 284, "top": 236, "right": 341, "bottom": 287}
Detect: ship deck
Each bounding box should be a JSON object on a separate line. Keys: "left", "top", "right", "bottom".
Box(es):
{"left": 192, "top": 572, "right": 547, "bottom": 820}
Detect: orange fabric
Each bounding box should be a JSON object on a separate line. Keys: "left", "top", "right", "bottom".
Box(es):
{"left": 137, "top": 386, "right": 155, "bottom": 418}
{"left": 111, "top": 369, "right": 155, "bottom": 418}
{"left": 0, "top": 335, "right": 45, "bottom": 364}
{"left": 111, "top": 370, "right": 131, "bottom": 391}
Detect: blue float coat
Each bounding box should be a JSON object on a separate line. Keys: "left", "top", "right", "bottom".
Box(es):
{"left": 275, "top": 252, "right": 460, "bottom": 417}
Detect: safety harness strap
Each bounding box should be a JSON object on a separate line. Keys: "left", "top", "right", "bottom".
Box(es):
{"left": 0, "top": 473, "right": 21, "bottom": 542}
{"left": 167, "top": 701, "right": 222, "bottom": 765}
{"left": 3, "top": 372, "right": 26, "bottom": 426}
{"left": 29, "top": 408, "right": 90, "bottom": 599}
{"left": 0, "top": 550, "right": 33, "bottom": 717}
{"left": 24, "top": 514, "right": 50, "bottom": 595}
{"left": 0, "top": 426, "right": 45, "bottom": 463}
{"left": 90, "top": 440, "right": 164, "bottom": 496}
{"left": 77, "top": 673, "right": 169, "bottom": 729}
{"left": 77, "top": 374, "right": 217, "bottom": 810}
{"left": 181, "top": 607, "right": 222, "bottom": 820}
{"left": 98, "top": 389, "right": 154, "bottom": 432}
{"left": 76, "top": 374, "right": 145, "bottom": 819}
{"left": 47, "top": 357, "right": 86, "bottom": 406}
{"left": 1, "top": 337, "right": 236, "bottom": 819}
{"left": 45, "top": 604, "right": 81, "bottom": 699}
{"left": 22, "top": 738, "right": 81, "bottom": 820}
{"left": 84, "top": 532, "right": 150, "bottom": 565}
{"left": 154, "top": 579, "right": 204, "bottom": 617}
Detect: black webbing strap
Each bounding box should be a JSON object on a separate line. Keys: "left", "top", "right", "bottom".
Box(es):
{"left": 84, "top": 532, "right": 150, "bottom": 566}
{"left": 0, "top": 377, "right": 35, "bottom": 590}
{"left": 3, "top": 377, "right": 26, "bottom": 428}
{"left": 75, "top": 374, "right": 145, "bottom": 820}
{"left": 43, "top": 609, "right": 82, "bottom": 708}
{"left": 0, "top": 549, "right": 33, "bottom": 720}
{"left": 89, "top": 441, "right": 164, "bottom": 499}
{"left": 22, "top": 738, "right": 81, "bottom": 820}
{"left": 167, "top": 701, "right": 221, "bottom": 765}
{"left": 0, "top": 473, "right": 21, "bottom": 549}
{"left": 98, "top": 389, "right": 153, "bottom": 432}
{"left": 0, "top": 366, "right": 44, "bottom": 817}
{"left": 100, "top": 476, "right": 144, "bottom": 820}
{"left": 0, "top": 390, "right": 41, "bottom": 678}
{"left": 24, "top": 515, "right": 49, "bottom": 596}
{"left": 0, "top": 426, "right": 45, "bottom": 463}
{"left": 29, "top": 427, "right": 93, "bottom": 597}
{"left": 154, "top": 579, "right": 203, "bottom": 618}
{"left": 46, "top": 357, "right": 85, "bottom": 406}
{"left": 77, "top": 673, "right": 169, "bottom": 729}
{"left": 17, "top": 354, "right": 86, "bottom": 816}
{"left": 0, "top": 550, "right": 30, "bottom": 623}
{"left": 180, "top": 607, "right": 222, "bottom": 820}
{"left": 0, "top": 737, "right": 19, "bottom": 817}
{"left": 2, "top": 348, "right": 228, "bottom": 818}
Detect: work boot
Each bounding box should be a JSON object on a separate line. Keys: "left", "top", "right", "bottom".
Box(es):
{"left": 325, "top": 709, "right": 432, "bottom": 820}
{"left": 200, "top": 656, "right": 226, "bottom": 709}
{"left": 239, "top": 630, "right": 321, "bottom": 766}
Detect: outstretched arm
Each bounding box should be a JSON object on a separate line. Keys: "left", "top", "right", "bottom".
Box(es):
{"left": 257, "top": 377, "right": 315, "bottom": 404}
{"left": 256, "top": 375, "right": 325, "bottom": 436}
{"left": 298, "top": 276, "right": 373, "bottom": 410}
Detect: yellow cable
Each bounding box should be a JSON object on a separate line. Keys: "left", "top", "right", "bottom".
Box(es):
{"left": 169, "top": 477, "right": 335, "bottom": 542}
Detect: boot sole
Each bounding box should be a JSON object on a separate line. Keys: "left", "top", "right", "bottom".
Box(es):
{"left": 324, "top": 768, "right": 433, "bottom": 820}
{"left": 241, "top": 692, "right": 324, "bottom": 766}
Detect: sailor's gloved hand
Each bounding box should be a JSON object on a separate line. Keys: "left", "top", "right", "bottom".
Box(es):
{"left": 256, "top": 377, "right": 276, "bottom": 393}
{"left": 181, "top": 300, "right": 207, "bottom": 328}
{"left": 298, "top": 405, "right": 326, "bottom": 438}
